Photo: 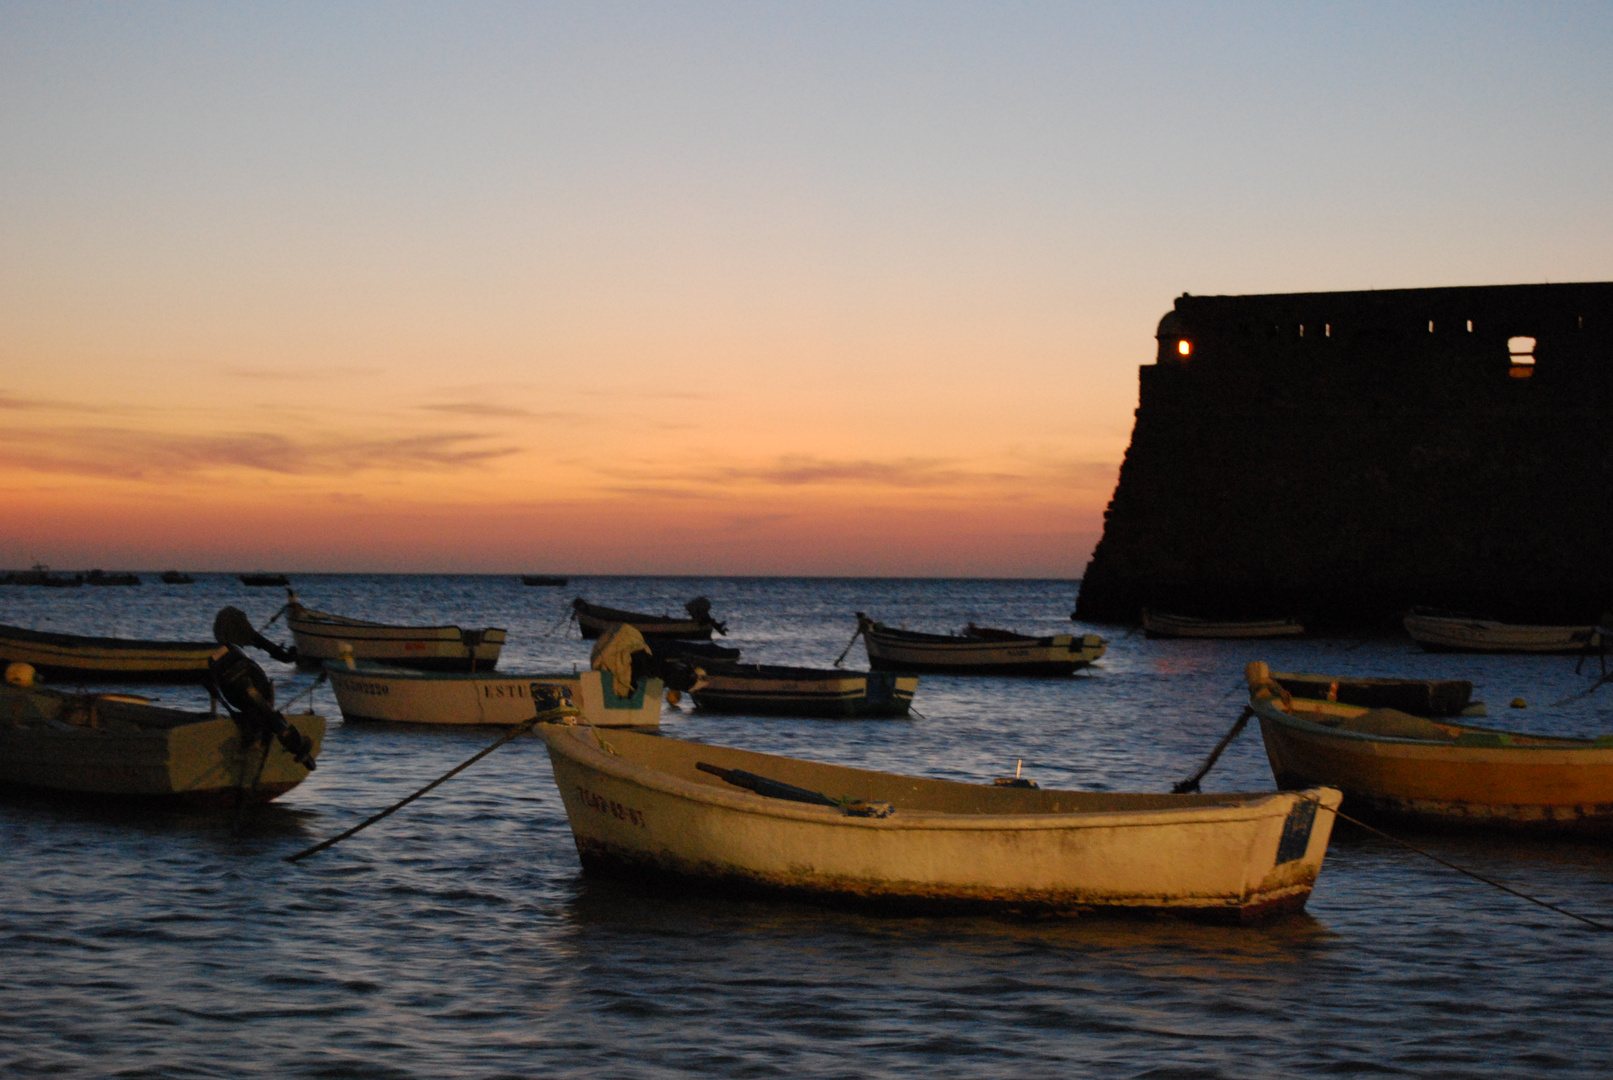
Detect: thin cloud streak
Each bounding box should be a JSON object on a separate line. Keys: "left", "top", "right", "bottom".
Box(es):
{"left": 0, "top": 426, "right": 517, "bottom": 480}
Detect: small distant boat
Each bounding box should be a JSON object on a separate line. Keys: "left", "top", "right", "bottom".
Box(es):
{"left": 538, "top": 722, "right": 1341, "bottom": 920}
{"left": 326, "top": 661, "right": 662, "bottom": 728}
{"left": 690, "top": 663, "right": 917, "bottom": 718}
{"left": 240, "top": 573, "right": 291, "bottom": 587}
{"left": 6, "top": 564, "right": 83, "bottom": 587}
{"left": 283, "top": 595, "right": 505, "bottom": 671}
{"left": 85, "top": 570, "right": 140, "bottom": 586}
{"left": 1402, "top": 610, "right": 1600, "bottom": 654}
{"left": 1247, "top": 660, "right": 1613, "bottom": 833}
{"left": 572, "top": 597, "right": 728, "bottom": 641}
{"left": 855, "top": 615, "right": 1106, "bottom": 675}
{"left": 1142, "top": 611, "right": 1305, "bottom": 639}
{"left": 521, "top": 575, "right": 568, "bottom": 586}
{"left": 0, "top": 624, "right": 223, "bottom": 683}
{"left": 0, "top": 664, "right": 323, "bottom": 805}
{"left": 160, "top": 571, "right": 195, "bottom": 585}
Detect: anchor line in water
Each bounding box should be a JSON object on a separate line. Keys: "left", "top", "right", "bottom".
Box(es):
{"left": 1304, "top": 796, "right": 1613, "bottom": 933}
{"left": 1172, "top": 707, "right": 1253, "bottom": 794}
{"left": 284, "top": 703, "right": 579, "bottom": 864}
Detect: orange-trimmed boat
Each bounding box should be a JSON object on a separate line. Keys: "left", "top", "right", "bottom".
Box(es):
{"left": 1246, "top": 661, "right": 1613, "bottom": 834}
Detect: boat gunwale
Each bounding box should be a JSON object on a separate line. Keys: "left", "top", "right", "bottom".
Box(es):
{"left": 287, "top": 606, "right": 506, "bottom": 638}
{"left": 862, "top": 620, "right": 1074, "bottom": 650}
{"left": 1251, "top": 694, "right": 1613, "bottom": 754}
{"left": 0, "top": 622, "right": 218, "bottom": 653}
{"left": 323, "top": 661, "right": 585, "bottom": 686}
{"left": 540, "top": 723, "right": 1322, "bottom": 831}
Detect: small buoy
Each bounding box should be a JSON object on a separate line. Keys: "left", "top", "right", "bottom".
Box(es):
{"left": 665, "top": 689, "right": 681, "bottom": 706}
{"left": 1510, "top": 697, "right": 1527, "bottom": 709}
{"left": 5, "top": 662, "right": 36, "bottom": 687}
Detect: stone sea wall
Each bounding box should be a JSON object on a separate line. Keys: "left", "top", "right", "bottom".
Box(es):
{"left": 1075, "top": 282, "right": 1613, "bottom": 628}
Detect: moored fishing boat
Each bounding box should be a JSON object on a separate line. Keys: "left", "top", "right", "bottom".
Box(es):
{"left": 0, "top": 623, "right": 223, "bottom": 683}
{"left": 282, "top": 594, "right": 505, "bottom": 671}
{"left": 1142, "top": 611, "right": 1305, "bottom": 639}
{"left": 160, "top": 571, "right": 195, "bottom": 584}
{"left": 521, "top": 575, "right": 568, "bottom": 586}
{"left": 1247, "top": 660, "right": 1613, "bottom": 833}
{"left": 0, "top": 655, "right": 323, "bottom": 805}
{"left": 1402, "top": 610, "right": 1601, "bottom": 654}
{"left": 689, "top": 663, "right": 917, "bottom": 718}
{"left": 538, "top": 722, "right": 1340, "bottom": 920}
{"left": 572, "top": 596, "right": 727, "bottom": 640}
{"left": 855, "top": 615, "right": 1106, "bottom": 675}
{"left": 325, "top": 661, "right": 663, "bottom": 728}
{"left": 240, "top": 573, "right": 291, "bottom": 587}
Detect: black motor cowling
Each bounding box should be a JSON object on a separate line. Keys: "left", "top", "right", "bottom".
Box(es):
{"left": 213, "top": 606, "right": 297, "bottom": 663}
{"left": 207, "top": 645, "right": 316, "bottom": 770}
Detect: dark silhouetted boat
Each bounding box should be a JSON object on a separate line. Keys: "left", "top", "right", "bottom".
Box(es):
{"left": 521, "top": 575, "right": 568, "bottom": 586}
{"left": 690, "top": 663, "right": 917, "bottom": 718}
{"left": 160, "top": 571, "right": 195, "bottom": 584}
{"left": 239, "top": 572, "right": 291, "bottom": 587}
{"left": 1402, "top": 610, "right": 1600, "bottom": 654}
{"left": 1142, "top": 610, "right": 1305, "bottom": 639}
{"left": 854, "top": 615, "right": 1106, "bottom": 676}
{"left": 572, "top": 597, "right": 728, "bottom": 640}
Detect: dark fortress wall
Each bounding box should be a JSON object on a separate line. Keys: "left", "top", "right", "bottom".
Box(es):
{"left": 1076, "top": 282, "right": 1613, "bottom": 627}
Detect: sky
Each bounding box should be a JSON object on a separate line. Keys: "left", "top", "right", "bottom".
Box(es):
{"left": 2, "top": 2, "right": 1610, "bottom": 576}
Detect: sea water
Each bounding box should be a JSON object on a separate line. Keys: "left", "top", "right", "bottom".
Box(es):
{"left": 2, "top": 575, "right": 1611, "bottom": 1078}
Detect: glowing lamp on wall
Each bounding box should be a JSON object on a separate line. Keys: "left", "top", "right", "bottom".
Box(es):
{"left": 1176, "top": 339, "right": 1192, "bottom": 358}
{"left": 1508, "top": 335, "right": 1536, "bottom": 379}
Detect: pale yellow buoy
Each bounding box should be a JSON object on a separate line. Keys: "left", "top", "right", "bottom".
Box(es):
{"left": 665, "top": 689, "right": 682, "bottom": 706}
{"left": 1510, "top": 697, "right": 1527, "bottom": 709}
{"left": 5, "top": 662, "right": 36, "bottom": 687}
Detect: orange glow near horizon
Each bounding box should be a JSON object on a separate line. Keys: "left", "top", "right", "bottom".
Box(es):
{"left": 5, "top": 7, "right": 1607, "bottom": 575}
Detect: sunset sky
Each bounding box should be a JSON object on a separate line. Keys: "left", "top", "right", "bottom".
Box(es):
{"left": 3, "top": 3, "right": 1610, "bottom": 575}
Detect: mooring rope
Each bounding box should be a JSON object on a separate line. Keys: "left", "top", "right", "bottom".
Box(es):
{"left": 284, "top": 703, "right": 579, "bottom": 864}
{"left": 1171, "top": 706, "right": 1253, "bottom": 793}
{"left": 1310, "top": 797, "right": 1612, "bottom": 933}
{"left": 831, "top": 621, "right": 864, "bottom": 668}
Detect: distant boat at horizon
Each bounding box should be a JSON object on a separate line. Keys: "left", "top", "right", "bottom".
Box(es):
{"left": 239, "top": 572, "right": 291, "bottom": 587}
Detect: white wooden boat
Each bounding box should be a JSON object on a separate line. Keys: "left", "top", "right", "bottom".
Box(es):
{"left": 0, "top": 623, "right": 221, "bottom": 683}
{"left": 1402, "top": 611, "right": 1600, "bottom": 654}
{"left": 856, "top": 615, "right": 1106, "bottom": 676}
{"left": 0, "top": 678, "right": 324, "bottom": 805}
{"left": 539, "top": 722, "right": 1341, "bottom": 921}
{"left": 325, "top": 661, "right": 662, "bottom": 728}
{"left": 284, "top": 596, "right": 505, "bottom": 671}
{"left": 1247, "top": 660, "right": 1613, "bottom": 833}
{"left": 571, "top": 597, "right": 727, "bottom": 641}
{"left": 1142, "top": 611, "right": 1305, "bottom": 639}
{"left": 689, "top": 664, "right": 917, "bottom": 718}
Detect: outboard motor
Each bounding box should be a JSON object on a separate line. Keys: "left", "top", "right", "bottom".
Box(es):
{"left": 207, "top": 645, "right": 317, "bottom": 770}
{"left": 684, "top": 596, "right": 728, "bottom": 636}
{"left": 213, "top": 606, "right": 298, "bottom": 663}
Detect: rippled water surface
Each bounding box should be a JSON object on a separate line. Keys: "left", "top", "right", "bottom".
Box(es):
{"left": 4, "top": 575, "right": 1613, "bottom": 1078}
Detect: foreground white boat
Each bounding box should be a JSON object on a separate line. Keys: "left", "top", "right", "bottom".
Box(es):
{"left": 1402, "top": 612, "right": 1601, "bottom": 654}
{"left": 283, "top": 595, "right": 505, "bottom": 671}
{"left": 326, "top": 661, "right": 662, "bottom": 728}
{"left": 539, "top": 723, "right": 1341, "bottom": 921}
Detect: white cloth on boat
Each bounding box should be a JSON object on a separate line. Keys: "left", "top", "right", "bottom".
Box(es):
{"left": 591, "top": 623, "right": 652, "bottom": 697}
